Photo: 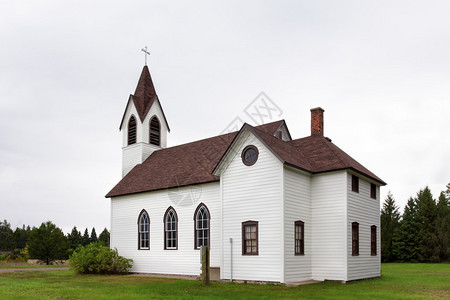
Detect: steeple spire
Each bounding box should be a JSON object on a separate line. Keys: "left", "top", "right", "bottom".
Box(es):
{"left": 131, "top": 65, "right": 158, "bottom": 122}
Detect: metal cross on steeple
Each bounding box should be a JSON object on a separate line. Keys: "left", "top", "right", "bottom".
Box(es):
{"left": 141, "top": 46, "right": 150, "bottom": 65}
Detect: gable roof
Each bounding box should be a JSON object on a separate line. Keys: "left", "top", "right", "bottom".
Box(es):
{"left": 106, "top": 120, "right": 385, "bottom": 198}
{"left": 119, "top": 66, "right": 170, "bottom": 131}
{"left": 212, "top": 124, "right": 385, "bottom": 185}
{"left": 106, "top": 121, "right": 285, "bottom": 197}
{"left": 288, "top": 136, "right": 386, "bottom": 184}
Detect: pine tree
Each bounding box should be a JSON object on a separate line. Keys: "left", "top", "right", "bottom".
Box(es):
{"left": 13, "top": 225, "right": 29, "bottom": 249}
{"left": 0, "top": 220, "right": 14, "bottom": 251}
{"left": 393, "top": 197, "right": 420, "bottom": 262}
{"left": 416, "top": 187, "right": 439, "bottom": 262}
{"left": 67, "top": 226, "right": 82, "bottom": 250}
{"left": 90, "top": 228, "right": 98, "bottom": 243}
{"left": 28, "top": 221, "right": 68, "bottom": 265}
{"left": 98, "top": 228, "right": 110, "bottom": 247}
{"left": 436, "top": 189, "right": 450, "bottom": 261}
{"left": 82, "top": 228, "right": 90, "bottom": 246}
{"left": 380, "top": 192, "right": 400, "bottom": 262}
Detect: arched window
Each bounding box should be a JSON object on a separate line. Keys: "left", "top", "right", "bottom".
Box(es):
{"left": 194, "top": 204, "right": 210, "bottom": 249}
{"left": 138, "top": 210, "right": 150, "bottom": 250}
{"left": 128, "top": 116, "right": 137, "bottom": 145}
{"left": 150, "top": 116, "right": 160, "bottom": 146}
{"left": 164, "top": 207, "right": 178, "bottom": 250}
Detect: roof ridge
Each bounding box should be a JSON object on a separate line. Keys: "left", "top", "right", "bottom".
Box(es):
{"left": 287, "top": 137, "right": 319, "bottom": 171}
{"left": 320, "top": 136, "right": 348, "bottom": 167}
{"left": 158, "top": 120, "right": 284, "bottom": 152}
{"left": 155, "top": 131, "right": 237, "bottom": 153}
{"left": 252, "top": 126, "right": 314, "bottom": 171}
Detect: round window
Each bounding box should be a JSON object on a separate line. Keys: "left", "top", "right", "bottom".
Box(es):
{"left": 241, "top": 145, "right": 259, "bottom": 166}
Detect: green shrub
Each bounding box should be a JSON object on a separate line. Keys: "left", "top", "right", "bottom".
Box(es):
{"left": 6, "top": 254, "right": 26, "bottom": 263}
{"left": 69, "top": 243, "right": 132, "bottom": 274}
{"left": 4, "top": 249, "right": 27, "bottom": 263}
{"left": 0, "top": 253, "right": 8, "bottom": 262}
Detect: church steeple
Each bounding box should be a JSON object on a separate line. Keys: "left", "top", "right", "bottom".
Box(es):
{"left": 132, "top": 66, "right": 158, "bottom": 122}
{"left": 119, "top": 64, "right": 170, "bottom": 177}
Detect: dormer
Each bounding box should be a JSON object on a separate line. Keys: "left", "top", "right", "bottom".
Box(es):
{"left": 273, "top": 120, "right": 292, "bottom": 141}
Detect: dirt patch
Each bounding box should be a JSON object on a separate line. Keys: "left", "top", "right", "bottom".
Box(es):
{"left": 0, "top": 267, "right": 69, "bottom": 273}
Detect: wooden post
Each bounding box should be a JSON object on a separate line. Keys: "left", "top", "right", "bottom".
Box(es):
{"left": 201, "top": 245, "right": 210, "bottom": 285}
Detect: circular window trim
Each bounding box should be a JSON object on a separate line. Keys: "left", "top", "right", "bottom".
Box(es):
{"left": 241, "top": 145, "right": 259, "bottom": 166}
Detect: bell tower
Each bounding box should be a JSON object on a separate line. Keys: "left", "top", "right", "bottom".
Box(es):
{"left": 119, "top": 65, "right": 170, "bottom": 177}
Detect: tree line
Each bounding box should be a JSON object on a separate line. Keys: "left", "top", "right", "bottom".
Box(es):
{"left": 381, "top": 184, "right": 449, "bottom": 262}
{"left": 0, "top": 221, "right": 110, "bottom": 264}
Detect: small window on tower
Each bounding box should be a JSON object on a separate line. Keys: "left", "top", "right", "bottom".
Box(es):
{"left": 352, "top": 222, "right": 359, "bottom": 256}
{"left": 371, "top": 225, "right": 377, "bottom": 256}
{"left": 294, "top": 221, "right": 304, "bottom": 255}
{"left": 128, "top": 116, "right": 137, "bottom": 145}
{"left": 150, "top": 116, "right": 160, "bottom": 146}
{"left": 352, "top": 175, "right": 359, "bottom": 193}
{"left": 370, "top": 183, "right": 377, "bottom": 199}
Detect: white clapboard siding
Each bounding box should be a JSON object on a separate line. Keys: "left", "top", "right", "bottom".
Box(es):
{"left": 141, "top": 100, "right": 168, "bottom": 148}
{"left": 347, "top": 173, "right": 381, "bottom": 280}
{"left": 121, "top": 100, "right": 168, "bottom": 177}
{"left": 283, "top": 167, "right": 312, "bottom": 283}
{"left": 311, "top": 171, "right": 347, "bottom": 281}
{"left": 122, "top": 143, "right": 161, "bottom": 177}
{"left": 221, "top": 132, "right": 283, "bottom": 282}
{"left": 110, "top": 182, "right": 221, "bottom": 275}
{"left": 121, "top": 100, "right": 168, "bottom": 148}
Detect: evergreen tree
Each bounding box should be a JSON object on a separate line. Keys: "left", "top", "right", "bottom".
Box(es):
{"left": 393, "top": 197, "right": 420, "bottom": 262}
{"left": 98, "top": 228, "right": 110, "bottom": 247}
{"left": 82, "top": 228, "right": 90, "bottom": 246}
{"left": 380, "top": 192, "right": 400, "bottom": 262}
{"left": 0, "top": 220, "right": 14, "bottom": 251}
{"left": 13, "top": 225, "right": 29, "bottom": 249}
{"left": 90, "top": 228, "right": 98, "bottom": 243}
{"left": 67, "top": 226, "right": 82, "bottom": 250}
{"left": 416, "top": 187, "right": 439, "bottom": 262}
{"left": 436, "top": 190, "right": 450, "bottom": 261}
{"left": 28, "top": 221, "right": 69, "bottom": 265}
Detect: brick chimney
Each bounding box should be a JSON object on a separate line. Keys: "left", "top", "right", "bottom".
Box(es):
{"left": 310, "top": 107, "right": 324, "bottom": 136}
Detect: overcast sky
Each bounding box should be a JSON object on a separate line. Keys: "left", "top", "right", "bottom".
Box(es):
{"left": 1, "top": 1, "right": 449, "bottom": 234}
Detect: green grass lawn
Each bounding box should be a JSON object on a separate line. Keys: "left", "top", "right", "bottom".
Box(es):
{"left": 0, "top": 263, "right": 448, "bottom": 299}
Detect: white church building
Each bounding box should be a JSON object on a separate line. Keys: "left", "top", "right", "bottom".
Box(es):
{"left": 106, "top": 65, "right": 386, "bottom": 283}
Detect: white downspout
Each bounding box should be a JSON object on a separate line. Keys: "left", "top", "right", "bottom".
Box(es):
{"left": 229, "top": 237, "right": 233, "bottom": 281}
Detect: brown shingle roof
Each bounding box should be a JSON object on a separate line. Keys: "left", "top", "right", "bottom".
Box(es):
{"left": 106, "top": 120, "right": 385, "bottom": 198}
{"left": 119, "top": 66, "right": 170, "bottom": 131}
{"left": 131, "top": 65, "right": 157, "bottom": 122}
{"left": 106, "top": 121, "right": 285, "bottom": 197}
{"left": 288, "top": 135, "right": 385, "bottom": 184}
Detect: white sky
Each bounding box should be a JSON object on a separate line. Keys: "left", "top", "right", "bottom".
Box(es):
{"left": 1, "top": 0, "right": 449, "bottom": 234}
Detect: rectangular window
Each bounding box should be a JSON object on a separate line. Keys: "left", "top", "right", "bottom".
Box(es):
{"left": 370, "top": 183, "right": 376, "bottom": 199}
{"left": 352, "top": 222, "right": 359, "bottom": 256}
{"left": 295, "top": 221, "right": 304, "bottom": 255}
{"left": 352, "top": 175, "right": 359, "bottom": 193}
{"left": 242, "top": 221, "right": 258, "bottom": 255}
{"left": 371, "top": 225, "right": 377, "bottom": 256}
